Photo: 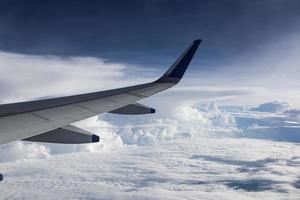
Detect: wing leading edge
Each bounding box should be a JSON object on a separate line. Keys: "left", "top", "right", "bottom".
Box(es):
{"left": 0, "top": 40, "right": 201, "bottom": 145}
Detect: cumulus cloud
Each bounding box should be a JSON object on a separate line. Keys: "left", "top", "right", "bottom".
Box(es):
{"left": 0, "top": 101, "right": 240, "bottom": 163}
{"left": 3, "top": 98, "right": 300, "bottom": 163}
{"left": 1, "top": 98, "right": 300, "bottom": 163}
{"left": 250, "top": 101, "right": 290, "bottom": 113}
{"left": 100, "top": 103, "right": 238, "bottom": 146}
{"left": 0, "top": 142, "right": 50, "bottom": 162}
{"left": 203, "top": 103, "right": 236, "bottom": 127}
{"left": 284, "top": 109, "right": 300, "bottom": 122}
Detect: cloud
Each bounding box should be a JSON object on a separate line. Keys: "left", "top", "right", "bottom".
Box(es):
{"left": 1, "top": 97, "right": 300, "bottom": 163}
{"left": 1, "top": 131, "right": 300, "bottom": 199}
{"left": 3, "top": 99, "right": 300, "bottom": 163}
{"left": 203, "top": 103, "right": 236, "bottom": 127}
{"left": 0, "top": 51, "right": 133, "bottom": 103}
{"left": 250, "top": 101, "right": 290, "bottom": 113}
{"left": 0, "top": 142, "right": 50, "bottom": 162}
{"left": 228, "top": 101, "right": 300, "bottom": 142}
{"left": 0, "top": 85, "right": 300, "bottom": 199}
{"left": 98, "top": 102, "right": 239, "bottom": 146}
{"left": 284, "top": 109, "right": 300, "bottom": 122}
{"left": 0, "top": 102, "right": 238, "bottom": 162}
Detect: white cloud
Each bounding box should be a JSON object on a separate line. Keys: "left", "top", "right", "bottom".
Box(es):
{"left": 284, "top": 109, "right": 300, "bottom": 122}
{"left": 1, "top": 134, "right": 300, "bottom": 199}
{"left": 0, "top": 142, "right": 50, "bottom": 162}
{"left": 0, "top": 51, "right": 132, "bottom": 103}
{"left": 0, "top": 94, "right": 300, "bottom": 199}
{"left": 250, "top": 101, "right": 290, "bottom": 113}
{"left": 204, "top": 103, "right": 236, "bottom": 127}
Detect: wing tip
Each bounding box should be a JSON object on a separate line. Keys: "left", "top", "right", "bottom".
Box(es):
{"left": 193, "top": 39, "right": 202, "bottom": 45}
{"left": 155, "top": 39, "right": 202, "bottom": 83}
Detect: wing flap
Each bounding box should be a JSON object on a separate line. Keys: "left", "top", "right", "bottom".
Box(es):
{"left": 0, "top": 113, "right": 48, "bottom": 132}
{"left": 23, "top": 125, "right": 99, "bottom": 144}
{"left": 109, "top": 103, "right": 155, "bottom": 115}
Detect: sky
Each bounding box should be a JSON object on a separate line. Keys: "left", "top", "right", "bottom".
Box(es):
{"left": 0, "top": 0, "right": 300, "bottom": 106}
{"left": 0, "top": 0, "right": 299, "bottom": 65}
{"left": 1, "top": 1, "right": 300, "bottom": 199}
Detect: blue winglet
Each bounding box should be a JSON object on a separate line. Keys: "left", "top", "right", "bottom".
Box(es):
{"left": 155, "top": 39, "right": 202, "bottom": 83}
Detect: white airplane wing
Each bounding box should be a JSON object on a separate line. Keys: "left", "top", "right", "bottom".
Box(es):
{"left": 0, "top": 40, "right": 201, "bottom": 145}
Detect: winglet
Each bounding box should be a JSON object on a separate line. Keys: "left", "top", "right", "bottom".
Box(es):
{"left": 155, "top": 39, "right": 202, "bottom": 83}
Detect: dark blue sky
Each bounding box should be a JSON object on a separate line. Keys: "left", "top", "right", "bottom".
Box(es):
{"left": 0, "top": 0, "right": 300, "bottom": 70}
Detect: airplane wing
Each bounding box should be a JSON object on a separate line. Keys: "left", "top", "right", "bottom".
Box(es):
{"left": 0, "top": 39, "right": 201, "bottom": 145}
